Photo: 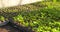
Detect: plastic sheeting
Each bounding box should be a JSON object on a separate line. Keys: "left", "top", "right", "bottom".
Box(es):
{"left": 0, "top": 0, "right": 42, "bottom": 8}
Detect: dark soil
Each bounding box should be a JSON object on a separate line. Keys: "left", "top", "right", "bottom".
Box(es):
{"left": 0, "top": 24, "right": 21, "bottom": 32}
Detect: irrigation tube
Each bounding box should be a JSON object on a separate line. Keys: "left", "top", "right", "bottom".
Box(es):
{"left": 0, "top": 20, "right": 9, "bottom": 26}
{"left": 0, "top": 0, "right": 42, "bottom": 8}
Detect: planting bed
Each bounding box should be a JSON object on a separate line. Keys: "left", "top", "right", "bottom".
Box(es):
{"left": 0, "top": 1, "right": 60, "bottom": 32}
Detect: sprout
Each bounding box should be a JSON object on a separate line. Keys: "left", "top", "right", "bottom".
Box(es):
{"left": 0, "top": 16, "right": 5, "bottom": 21}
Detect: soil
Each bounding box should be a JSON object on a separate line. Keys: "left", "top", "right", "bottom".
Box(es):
{"left": 0, "top": 24, "right": 21, "bottom": 32}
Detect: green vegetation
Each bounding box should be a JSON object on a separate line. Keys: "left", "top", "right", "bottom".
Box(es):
{"left": 0, "top": 16, "right": 5, "bottom": 21}
{"left": 13, "top": 8, "right": 60, "bottom": 32}
{"left": 0, "top": 1, "right": 60, "bottom": 32}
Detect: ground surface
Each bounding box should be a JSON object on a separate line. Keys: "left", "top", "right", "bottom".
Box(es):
{"left": 0, "top": 24, "right": 21, "bottom": 32}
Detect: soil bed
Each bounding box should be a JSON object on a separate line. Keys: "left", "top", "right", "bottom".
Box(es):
{"left": 0, "top": 23, "right": 21, "bottom": 32}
